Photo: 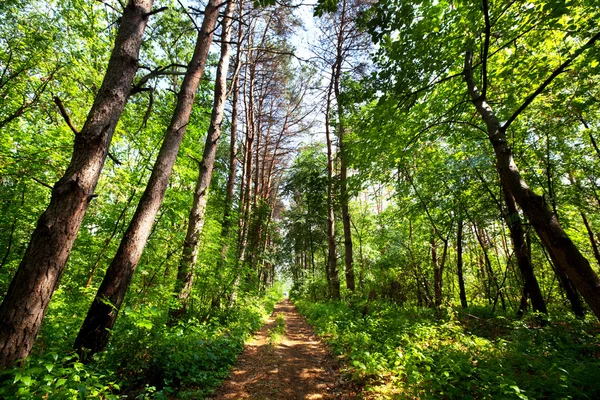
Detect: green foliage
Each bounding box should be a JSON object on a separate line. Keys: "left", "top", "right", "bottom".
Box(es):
{"left": 0, "top": 353, "right": 120, "bottom": 399}
{"left": 297, "top": 299, "right": 600, "bottom": 399}
{"left": 0, "top": 289, "right": 282, "bottom": 399}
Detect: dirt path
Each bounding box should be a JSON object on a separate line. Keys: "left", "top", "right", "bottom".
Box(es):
{"left": 207, "top": 299, "right": 358, "bottom": 399}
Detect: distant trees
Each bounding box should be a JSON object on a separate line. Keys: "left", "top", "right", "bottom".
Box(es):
{"left": 282, "top": 0, "right": 600, "bottom": 322}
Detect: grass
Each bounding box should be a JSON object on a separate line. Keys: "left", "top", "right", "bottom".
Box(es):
{"left": 267, "top": 313, "right": 286, "bottom": 347}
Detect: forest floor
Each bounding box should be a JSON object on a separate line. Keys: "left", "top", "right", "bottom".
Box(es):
{"left": 206, "top": 299, "right": 359, "bottom": 399}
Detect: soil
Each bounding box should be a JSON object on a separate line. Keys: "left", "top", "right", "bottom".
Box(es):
{"left": 206, "top": 299, "right": 359, "bottom": 399}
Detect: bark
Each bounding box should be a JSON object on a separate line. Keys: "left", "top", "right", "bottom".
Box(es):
{"left": 325, "top": 69, "right": 340, "bottom": 300}
{"left": 432, "top": 235, "right": 440, "bottom": 306}
{"left": 332, "top": 0, "right": 355, "bottom": 292}
{"left": 74, "top": 0, "right": 221, "bottom": 358}
{"left": 456, "top": 219, "right": 468, "bottom": 309}
{"left": 237, "top": 49, "right": 256, "bottom": 267}
{"left": 474, "top": 224, "right": 504, "bottom": 308}
{"left": 217, "top": 6, "right": 244, "bottom": 272}
{"left": 170, "top": 0, "right": 236, "bottom": 321}
{"left": 213, "top": 78, "right": 239, "bottom": 307}
{"left": 464, "top": 49, "right": 600, "bottom": 319}
{"left": 432, "top": 233, "right": 448, "bottom": 308}
{"left": 540, "top": 244, "right": 585, "bottom": 317}
{"left": 501, "top": 185, "right": 547, "bottom": 314}
{"left": 0, "top": 0, "right": 154, "bottom": 369}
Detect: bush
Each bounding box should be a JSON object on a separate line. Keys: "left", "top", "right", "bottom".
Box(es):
{"left": 297, "top": 299, "right": 600, "bottom": 399}
{"left": 0, "top": 287, "right": 283, "bottom": 399}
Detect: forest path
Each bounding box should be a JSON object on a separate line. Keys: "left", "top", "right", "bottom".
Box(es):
{"left": 207, "top": 299, "right": 357, "bottom": 399}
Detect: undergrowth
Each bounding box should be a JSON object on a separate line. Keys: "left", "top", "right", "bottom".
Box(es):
{"left": 0, "top": 287, "right": 282, "bottom": 399}
{"left": 296, "top": 299, "right": 600, "bottom": 399}
{"left": 267, "top": 313, "right": 286, "bottom": 347}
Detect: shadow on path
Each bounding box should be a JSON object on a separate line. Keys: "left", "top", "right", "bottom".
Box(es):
{"left": 207, "top": 299, "right": 357, "bottom": 399}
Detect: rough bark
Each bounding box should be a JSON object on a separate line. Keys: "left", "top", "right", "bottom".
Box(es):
{"left": 74, "top": 0, "right": 221, "bottom": 357}
{"left": 464, "top": 49, "right": 600, "bottom": 319}
{"left": 169, "top": 0, "right": 237, "bottom": 321}
{"left": 501, "top": 185, "right": 547, "bottom": 314}
{"left": 0, "top": 0, "right": 154, "bottom": 369}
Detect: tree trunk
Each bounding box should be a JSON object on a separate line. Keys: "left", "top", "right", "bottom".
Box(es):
{"left": 456, "top": 219, "right": 468, "bottom": 308}
{"left": 325, "top": 69, "right": 340, "bottom": 300}
{"left": 216, "top": 4, "right": 244, "bottom": 273}
{"left": 332, "top": 0, "right": 354, "bottom": 292}
{"left": 464, "top": 50, "right": 600, "bottom": 319}
{"left": 501, "top": 185, "right": 547, "bottom": 314}
{"left": 74, "top": 0, "right": 221, "bottom": 358}
{"left": 169, "top": 0, "right": 236, "bottom": 321}
{"left": 237, "top": 54, "right": 256, "bottom": 267}
{"left": 432, "top": 234, "right": 441, "bottom": 307}
{"left": 0, "top": 0, "right": 154, "bottom": 369}
{"left": 539, "top": 243, "right": 586, "bottom": 317}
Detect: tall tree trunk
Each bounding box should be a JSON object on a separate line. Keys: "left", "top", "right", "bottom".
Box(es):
{"left": 169, "top": 0, "right": 236, "bottom": 321}
{"left": 74, "top": 1, "right": 221, "bottom": 358}
{"left": 474, "top": 224, "right": 503, "bottom": 307}
{"left": 456, "top": 219, "right": 468, "bottom": 308}
{"left": 464, "top": 49, "right": 600, "bottom": 319}
{"left": 217, "top": 6, "right": 244, "bottom": 273}
{"left": 325, "top": 70, "right": 340, "bottom": 300}
{"left": 332, "top": 0, "right": 354, "bottom": 292}
{"left": 237, "top": 55, "right": 256, "bottom": 267}
{"left": 501, "top": 185, "right": 547, "bottom": 314}
{"left": 0, "top": 0, "right": 154, "bottom": 369}
{"left": 213, "top": 75, "right": 240, "bottom": 309}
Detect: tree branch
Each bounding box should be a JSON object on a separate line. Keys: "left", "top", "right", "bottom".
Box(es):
{"left": 146, "top": 6, "right": 168, "bottom": 17}
{"left": 131, "top": 63, "right": 187, "bottom": 94}
{"left": 481, "top": 0, "right": 491, "bottom": 98}
{"left": 53, "top": 96, "right": 79, "bottom": 135}
{"left": 31, "top": 176, "right": 53, "bottom": 190}
{"left": 53, "top": 96, "right": 122, "bottom": 165}
{"left": 502, "top": 31, "right": 600, "bottom": 132}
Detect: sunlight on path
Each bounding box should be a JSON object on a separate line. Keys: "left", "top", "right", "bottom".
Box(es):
{"left": 207, "top": 300, "right": 356, "bottom": 399}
